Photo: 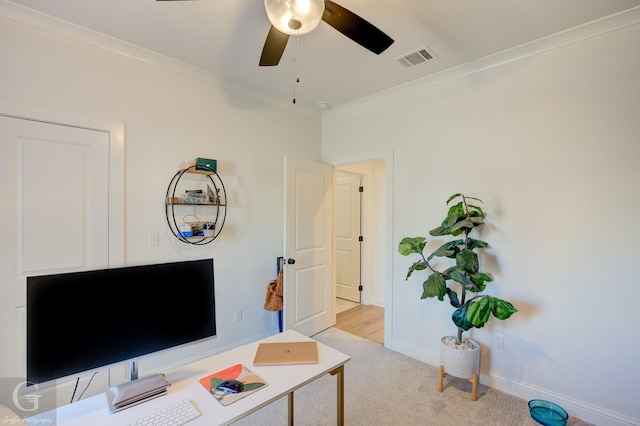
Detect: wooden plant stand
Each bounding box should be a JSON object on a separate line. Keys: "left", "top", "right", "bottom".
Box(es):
{"left": 438, "top": 365, "right": 478, "bottom": 401}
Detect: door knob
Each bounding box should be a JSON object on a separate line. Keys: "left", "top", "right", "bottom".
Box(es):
{"left": 287, "top": 258, "right": 296, "bottom": 265}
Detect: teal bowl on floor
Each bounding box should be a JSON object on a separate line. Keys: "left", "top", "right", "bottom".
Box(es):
{"left": 528, "top": 400, "right": 568, "bottom": 426}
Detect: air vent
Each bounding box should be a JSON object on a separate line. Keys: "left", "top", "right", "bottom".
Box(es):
{"left": 396, "top": 46, "right": 437, "bottom": 68}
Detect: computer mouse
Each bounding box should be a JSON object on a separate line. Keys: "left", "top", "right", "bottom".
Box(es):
{"left": 215, "top": 379, "right": 244, "bottom": 394}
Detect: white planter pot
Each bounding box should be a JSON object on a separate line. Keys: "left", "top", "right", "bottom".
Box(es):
{"left": 440, "top": 336, "right": 480, "bottom": 379}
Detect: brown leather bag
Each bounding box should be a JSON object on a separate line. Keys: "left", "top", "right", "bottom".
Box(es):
{"left": 264, "top": 260, "right": 283, "bottom": 311}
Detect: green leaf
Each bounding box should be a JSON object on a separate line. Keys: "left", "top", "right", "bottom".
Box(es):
{"left": 443, "top": 209, "right": 461, "bottom": 228}
{"left": 398, "top": 237, "right": 426, "bottom": 256}
{"left": 468, "top": 271, "right": 483, "bottom": 282}
{"left": 492, "top": 298, "right": 518, "bottom": 320}
{"left": 451, "top": 228, "right": 464, "bottom": 237}
{"left": 448, "top": 201, "right": 464, "bottom": 215}
{"left": 466, "top": 238, "right": 489, "bottom": 250}
{"left": 445, "top": 288, "right": 461, "bottom": 308}
{"left": 405, "top": 260, "right": 427, "bottom": 279}
{"left": 467, "top": 203, "right": 485, "bottom": 218}
{"left": 473, "top": 283, "right": 487, "bottom": 292}
{"left": 446, "top": 193, "right": 461, "bottom": 204}
{"left": 466, "top": 297, "right": 492, "bottom": 326}
{"left": 456, "top": 249, "right": 479, "bottom": 273}
{"left": 478, "top": 272, "right": 493, "bottom": 283}
{"left": 422, "top": 273, "right": 446, "bottom": 300}
{"left": 427, "top": 240, "right": 462, "bottom": 260}
{"left": 452, "top": 306, "right": 475, "bottom": 331}
{"left": 445, "top": 266, "right": 472, "bottom": 286}
{"left": 450, "top": 218, "right": 474, "bottom": 233}
{"left": 468, "top": 272, "right": 489, "bottom": 292}
{"left": 429, "top": 226, "right": 448, "bottom": 236}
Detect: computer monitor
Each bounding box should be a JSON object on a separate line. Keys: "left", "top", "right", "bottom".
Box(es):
{"left": 26, "top": 259, "right": 216, "bottom": 386}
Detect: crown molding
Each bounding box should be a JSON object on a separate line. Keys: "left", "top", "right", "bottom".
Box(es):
{"left": 327, "top": 6, "right": 640, "bottom": 116}
{"left": 0, "top": 0, "right": 318, "bottom": 117}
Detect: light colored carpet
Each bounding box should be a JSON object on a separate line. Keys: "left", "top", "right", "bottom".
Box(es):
{"left": 233, "top": 327, "right": 592, "bottom": 425}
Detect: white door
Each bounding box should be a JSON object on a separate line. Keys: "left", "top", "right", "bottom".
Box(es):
{"left": 0, "top": 116, "right": 110, "bottom": 379}
{"left": 335, "top": 173, "right": 362, "bottom": 302}
{"left": 283, "top": 157, "right": 333, "bottom": 336}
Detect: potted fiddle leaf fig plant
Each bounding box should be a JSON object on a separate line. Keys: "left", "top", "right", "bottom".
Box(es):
{"left": 398, "top": 193, "right": 517, "bottom": 393}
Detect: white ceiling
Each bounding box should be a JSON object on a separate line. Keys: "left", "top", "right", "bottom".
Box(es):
{"left": 5, "top": 0, "right": 640, "bottom": 112}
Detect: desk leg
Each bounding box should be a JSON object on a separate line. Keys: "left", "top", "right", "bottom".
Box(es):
{"left": 330, "top": 365, "right": 345, "bottom": 425}
{"left": 287, "top": 392, "right": 294, "bottom": 426}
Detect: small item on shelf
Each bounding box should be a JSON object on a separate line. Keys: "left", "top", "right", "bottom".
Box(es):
{"left": 192, "top": 223, "right": 204, "bottom": 236}
{"left": 207, "top": 185, "right": 217, "bottom": 203}
{"left": 196, "top": 157, "right": 217, "bottom": 172}
{"left": 203, "top": 222, "right": 215, "bottom": 237}
{"left": 180, "top": 159, "right": 196, "bottom": 170}
{"left": 178, "top": 223, "right": 193, "bottom": 238}
{"left": 184, "top": 189, "right": 206, "bottom": 204}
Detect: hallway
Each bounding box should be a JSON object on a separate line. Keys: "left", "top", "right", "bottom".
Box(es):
{"left": 334, "top": 299, "right": 384, "bottom": 345}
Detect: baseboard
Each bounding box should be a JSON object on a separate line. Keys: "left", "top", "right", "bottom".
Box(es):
{"left": 388, "top": 337, "right": 637, "bottom": 426}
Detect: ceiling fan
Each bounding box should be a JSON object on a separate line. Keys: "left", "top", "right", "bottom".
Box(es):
{"left": 157, "top": 0, "right": 394, "bottom": 67}
{"left": 260, "top": 0, "right": 394, "bottom": 66}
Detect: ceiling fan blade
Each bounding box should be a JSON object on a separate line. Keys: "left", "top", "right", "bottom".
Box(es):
{"left": 322, "top": 0, "right": 394, "bottom": 55}
{"left": 259, "top": 26, "right": 290, "bottom": 66}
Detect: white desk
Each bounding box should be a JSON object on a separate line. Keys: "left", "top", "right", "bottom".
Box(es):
{"left": 28, "top": 330, "right": 350, "bottom": 425}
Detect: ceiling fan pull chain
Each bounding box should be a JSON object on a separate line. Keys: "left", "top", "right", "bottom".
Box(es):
{"left": 292, "top": 35, "right": 300, "bottom": 104}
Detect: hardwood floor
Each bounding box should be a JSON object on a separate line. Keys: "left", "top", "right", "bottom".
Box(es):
{"left": 334, "top": 304, "right": 384, "bottom": 345}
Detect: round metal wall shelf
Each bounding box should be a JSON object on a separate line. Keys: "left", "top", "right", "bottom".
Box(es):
{"left": 165, "top": 165, "right": 227, "bottom": 245}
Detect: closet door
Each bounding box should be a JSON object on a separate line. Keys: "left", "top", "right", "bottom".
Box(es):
{"left": 0, "top": 116, "right": 110, "bottom": 379}
{"left": 335, "top": 172, "right": 362, "bottom": 303}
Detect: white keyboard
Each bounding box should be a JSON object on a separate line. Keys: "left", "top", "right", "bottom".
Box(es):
{"left": 127, "top": 399, "right": 200, "bottom": 426}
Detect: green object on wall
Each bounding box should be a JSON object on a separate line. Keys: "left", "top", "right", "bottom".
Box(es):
{"left": 196, "top": 157, "right": 217, "bottom": 172}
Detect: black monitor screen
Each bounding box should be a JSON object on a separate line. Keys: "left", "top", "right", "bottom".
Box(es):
{"left": 26, "top": 259, "right": 216, "bottom": 385}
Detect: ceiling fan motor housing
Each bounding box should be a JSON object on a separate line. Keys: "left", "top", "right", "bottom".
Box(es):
{"left": 265, "top": 0, "right": 326, "bottom": 35}
{"left": 260, "top": 0, "right": 394, "bottom": 67}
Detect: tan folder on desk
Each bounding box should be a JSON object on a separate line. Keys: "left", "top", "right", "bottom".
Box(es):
{"left": 253, "top": 341, "right": 319, "bottom": 366}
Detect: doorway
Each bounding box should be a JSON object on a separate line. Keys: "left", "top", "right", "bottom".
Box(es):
{"left": 334, "top": 161, "right": 386, "bottom": 342}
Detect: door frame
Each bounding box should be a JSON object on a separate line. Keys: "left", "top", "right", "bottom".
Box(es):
{"left": 0, "top": 99, "right": 126, "bottom": 267}
{"left": 332, "top": 152, "right": 393, "bottom": 347}
{"left": 333, "top": 163, "right": 376, "bottom": 307}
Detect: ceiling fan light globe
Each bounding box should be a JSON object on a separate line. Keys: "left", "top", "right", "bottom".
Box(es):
{"left": 265, "top": 0, "right": 325, "bottom": 35}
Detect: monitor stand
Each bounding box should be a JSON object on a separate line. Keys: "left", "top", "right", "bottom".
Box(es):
{"left": 129, "top": 360, "right": 138, "bottom": 381}
{"left": 105, "top": 372, "right": 170, "bottom": 413}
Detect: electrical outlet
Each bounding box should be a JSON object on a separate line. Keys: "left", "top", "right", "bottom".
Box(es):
{"left": 494, "top": 334, "right": 505, "bottom": 350}
{"left": 234, "top": 309, "right": 242, "bottom": 322}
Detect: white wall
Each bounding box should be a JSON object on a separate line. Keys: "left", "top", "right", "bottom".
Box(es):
{"left": 322, "top": 13, "right": 640, "bottom": 426}
{"left": 4, "top": 4, "right": 640, "bottom": 423}
{"left": 0, "top": 12, "right": 320, "bottom": 399}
